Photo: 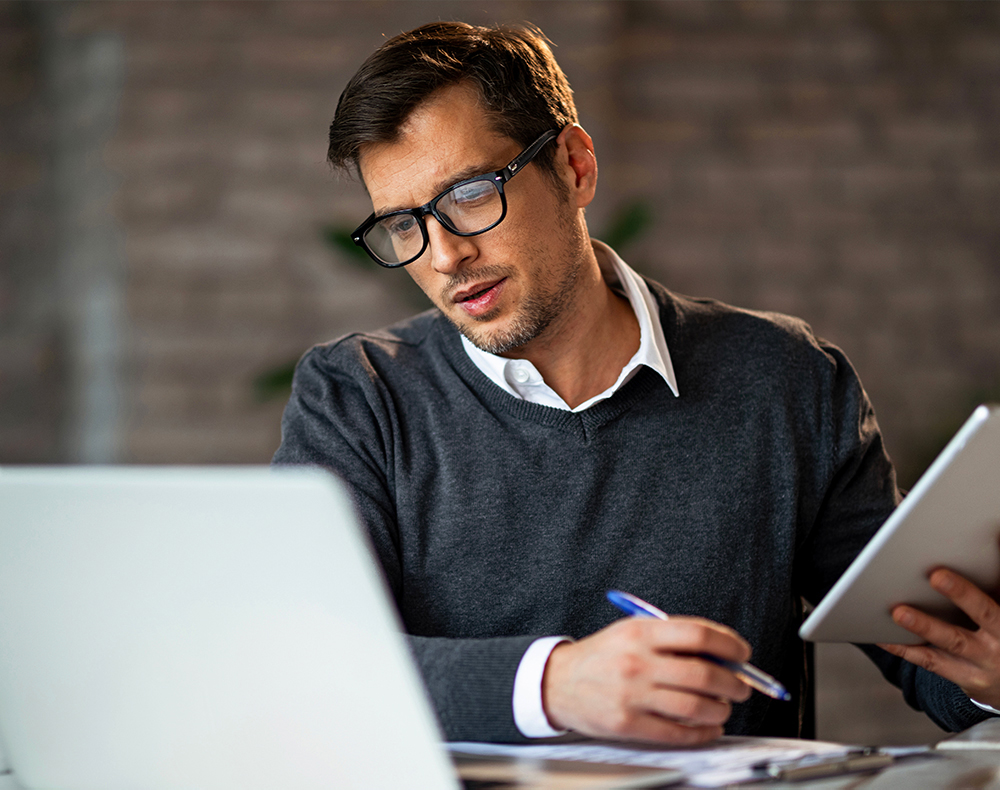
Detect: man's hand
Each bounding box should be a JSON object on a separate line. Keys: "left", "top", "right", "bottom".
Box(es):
{"left": 879, "top": 567, "right": 1000, "bottom": 707}
{"left": 542, "top": 616, "right": 753, "bottom": 744}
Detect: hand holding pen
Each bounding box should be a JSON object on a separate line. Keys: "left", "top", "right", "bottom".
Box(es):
{"left": 606, "top": 590, "right": 791, "bottom": 702}
{"left": 542, "top": 592, "right": 762, "bottom": 744}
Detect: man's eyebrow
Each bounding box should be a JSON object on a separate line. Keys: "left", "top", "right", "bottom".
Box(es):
{"left": 432, "top": 161, "right": 499, "bottom": 194}
{"left": 375, "top": 160, "right": 500, "bottom": 217}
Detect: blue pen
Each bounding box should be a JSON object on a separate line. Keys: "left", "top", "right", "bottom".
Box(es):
{"left": 606, "top": 590, "right": 791, "bottom": 702}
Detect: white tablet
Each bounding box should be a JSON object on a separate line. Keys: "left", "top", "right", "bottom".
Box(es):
{"left": 799, "top": 404, "right": 1000, "bottom": 644}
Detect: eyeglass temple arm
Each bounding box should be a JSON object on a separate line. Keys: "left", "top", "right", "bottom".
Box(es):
{"left": 500, "top": 129, "right": 560, "bottom": 181}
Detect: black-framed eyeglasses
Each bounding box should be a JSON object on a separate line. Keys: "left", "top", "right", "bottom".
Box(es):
{"left": 351, "top": 129, "right": 560, "bottom": 268}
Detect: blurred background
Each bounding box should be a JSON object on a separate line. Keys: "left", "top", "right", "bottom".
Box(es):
{"left": 2, "top": 0, "right": 999, "bottom": 745}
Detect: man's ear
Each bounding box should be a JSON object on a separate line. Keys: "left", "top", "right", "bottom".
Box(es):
{"left": 556, "top": 124, "right": 597, "bottom": 209}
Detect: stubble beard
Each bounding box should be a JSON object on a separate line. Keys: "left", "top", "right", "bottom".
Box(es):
{"left": 458, "top": 279, "right": 575, "bottom": 354}
{"left": 451, "top": 239, "right": 586, "bottom": 356}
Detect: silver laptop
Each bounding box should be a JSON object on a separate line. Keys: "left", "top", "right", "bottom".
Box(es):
{"left": 0, "top": 466, "right": 459, "bottom": 790}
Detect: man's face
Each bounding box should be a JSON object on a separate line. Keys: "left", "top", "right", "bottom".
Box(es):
{"left": 358, "top": 83, "right": 590, "bottom": 356}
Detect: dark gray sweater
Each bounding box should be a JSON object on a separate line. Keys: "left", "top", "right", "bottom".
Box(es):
{"left": 273, "top": 281, "right": 988, "bottom": 742}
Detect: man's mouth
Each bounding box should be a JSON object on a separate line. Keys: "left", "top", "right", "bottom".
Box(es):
{"left": 452, "top": 278, "right": 506, "bottom": 316}
{"left": 453, "top": 279, "right": 504, "bottom": 303}
{"left": 462, "top": 285, "right": 492, "bottom": 301}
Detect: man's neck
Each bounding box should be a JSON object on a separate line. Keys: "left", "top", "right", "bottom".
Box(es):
{"left": 502, "top": 246, "right": 641, "bottom": 410}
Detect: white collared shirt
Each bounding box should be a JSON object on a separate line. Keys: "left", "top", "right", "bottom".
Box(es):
{"left": 460, "top": 241, "right": 678, "bottom": 738}
{"left": 461, "top": 241, "right": 678, "bottom": 409}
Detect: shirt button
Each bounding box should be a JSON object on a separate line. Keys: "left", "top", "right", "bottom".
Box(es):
{"left": 512, "top": 366, "right": 531, "bottom": 384}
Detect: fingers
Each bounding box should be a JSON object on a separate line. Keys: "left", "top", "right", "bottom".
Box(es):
{"left": 652, "top": 653, "right": 753, "bottom": 704}
{"left": 599, "top": 618, "right": 752, "bottom": 703}
{"left": 878, "top": 568, "right": 1000, "bottom": 706}
{"left": 542, "top": 618, "right": 756, "bottom": 744}
{"left": 888, "top": 605, "right": 979, "bottom": 663}
{"left": 598, "top": 712, "right": 724, "bottom": 747}
{"left": 878, "top": 622, "right": 966, "bottom": 682}
{"left": 878, "top": 612, "right": 998, "bottom": 702}
{"left": 884, "top": 568, "right": 1000, "bottom": 662}
{"left": 641, "top": 616, "right": 753, "bottom": 665}
{"left": 645, "top": 683, "right": 734, "bottom": 725}
{"left": 928, "top": 569, "right": 1000, "bottom": 636}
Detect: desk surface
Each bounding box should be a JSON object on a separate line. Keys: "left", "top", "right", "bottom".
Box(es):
{"left": 2, "top": 733, "right": 1000, "bottom": 789}
{"left": 454, "top": 750, "right": 1000, "bottom": 789}
{"left": 452, "top": 722, "right": 1000, "bottom": 790}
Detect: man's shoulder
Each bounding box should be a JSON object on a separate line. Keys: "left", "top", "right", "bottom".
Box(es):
{"left": 288, "top": 309, "right": 466, "bottom": 400}
{"left": 647, "top": 279, "right": 825, "bottom": 354}
{"left": 303, "top": 308, "right": 448, "bottom": 368}
{"left": 644, "top": 279, "right": 848, "bottom": 392}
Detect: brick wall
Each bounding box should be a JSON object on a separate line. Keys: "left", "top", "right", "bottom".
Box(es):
{"left": 0, "top": 1, "right": 65, "bottom": 461}
{"left": 6, "top": 0, "right": 992, "bottom": 479}
{"left": 603, "top": 2, "right": 1000, "bottom": 488}
{"left": 2, "top": 0, "right": 999, "bottom": 744}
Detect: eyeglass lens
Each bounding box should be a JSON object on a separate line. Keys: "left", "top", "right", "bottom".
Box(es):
{"left": 363, "top": 178, "right": 503, "bottom": 265}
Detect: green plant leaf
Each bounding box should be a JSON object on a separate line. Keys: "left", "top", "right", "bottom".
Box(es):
{"left": 252, "top": 361, "right": 297, "bottom": 403}
{"left": 600, "top": 200, "right": 653, "bottom": 251}
{"left": 322, "top": 225, "right": 380, "bottom": 268}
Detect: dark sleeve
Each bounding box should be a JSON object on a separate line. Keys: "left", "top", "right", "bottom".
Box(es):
{"left": 795, "top": 342, "right": 901, "bottom": 608}
{"left": 857, "top": 644, "right": 993, "bottom": 732}
{"left": 409, "top": 634, "right": 538, "bottom": 742}
{"left": 272, "top": 345, "right": 535, "bottom": 742}
{"left": 799, "top": 343, "right": 991, "bottom": 732}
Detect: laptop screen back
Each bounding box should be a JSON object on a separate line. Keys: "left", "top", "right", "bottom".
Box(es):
{"left": 0, "top": 466, "right": 458, "bottom": 790}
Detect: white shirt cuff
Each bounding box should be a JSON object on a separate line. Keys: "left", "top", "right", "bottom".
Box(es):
{"left": 512, "top": 636, "right": 573, "bottom": 738}
{"left": 970, "top": 697, "right": 1000, "bottom": 715}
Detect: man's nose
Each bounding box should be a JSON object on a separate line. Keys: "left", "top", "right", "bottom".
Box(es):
{"left": 425, "top": 216, "right": 477, "bottom": 274}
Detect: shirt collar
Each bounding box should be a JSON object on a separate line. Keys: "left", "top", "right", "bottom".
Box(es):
{"left": 460, "top": 241, "right": 679, "bottom": 409}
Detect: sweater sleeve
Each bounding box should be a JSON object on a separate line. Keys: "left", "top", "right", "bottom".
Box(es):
{"left": 856, "top": 644, "right": 992, "bottom": 732}
{"left": 794, "top": 342, "right": 901, "bottom": 608}
{"left": 798, "top": 341, "right": 991, "bottom": 733}
{"left": 272, "top": 343, "right": 535, "bottom": 742}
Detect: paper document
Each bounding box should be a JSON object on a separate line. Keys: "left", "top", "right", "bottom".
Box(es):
{"left": 450, "top": 735, "right": 851, "bottom": 788}
{"left": 937, "top": 718, "right": 1000, "bottom": 750}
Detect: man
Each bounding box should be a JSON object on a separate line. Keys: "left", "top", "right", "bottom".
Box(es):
{"left": 274, "top": 21, "right": 1000, "bottom": 744}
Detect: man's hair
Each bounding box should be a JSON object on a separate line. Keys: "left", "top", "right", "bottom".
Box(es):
{"left": 328, "top": 21, "right": 578, "bottom": 184}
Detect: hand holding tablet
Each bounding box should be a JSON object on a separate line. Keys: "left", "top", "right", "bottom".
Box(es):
{"left": 800, "top": 404, "right": 1000, "bottom": 706}
{"left": 800, "top": 404, "right": 1000, "bottom": 645}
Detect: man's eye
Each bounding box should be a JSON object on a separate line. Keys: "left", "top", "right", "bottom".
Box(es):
{"left": 450, "top": 181, "right": 496, "bottom": 205}
{"left": 384, "top": 215, "right": 418, "bottom": 236}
